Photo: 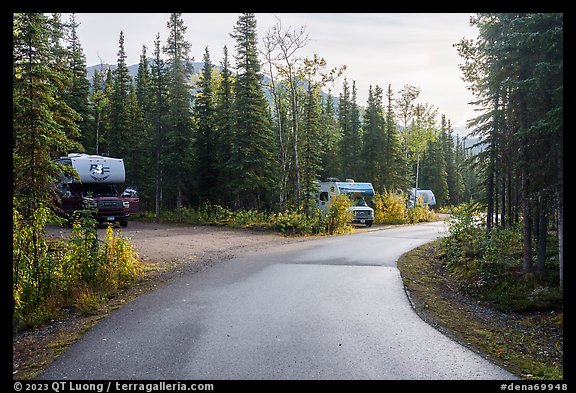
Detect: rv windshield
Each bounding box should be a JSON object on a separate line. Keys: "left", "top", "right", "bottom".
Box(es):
{"left": 353, "top": 198, "right": 368, "bottom": 207}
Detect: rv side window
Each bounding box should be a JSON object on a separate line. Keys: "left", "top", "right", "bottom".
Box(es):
{"left": 320, "top": 192, "right": 329, "bottom": 202}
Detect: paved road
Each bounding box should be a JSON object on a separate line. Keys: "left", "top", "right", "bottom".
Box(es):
{"left": 39, "top": 221, "right": 517, "bottom": 380}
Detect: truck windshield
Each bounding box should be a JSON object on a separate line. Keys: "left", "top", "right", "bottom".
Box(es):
{"left": 82, "top": 185, "right": 118, "bottom": 197}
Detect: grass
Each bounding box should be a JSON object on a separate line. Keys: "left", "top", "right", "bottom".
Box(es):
{"left": 398, "top": 240, "right": 563, "bottom": 380}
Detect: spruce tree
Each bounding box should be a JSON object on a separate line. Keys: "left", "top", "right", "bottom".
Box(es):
{"left": 193, "top": 47, "right": 218, "bottom": 205}
{"left": 361, "top": 85, "right": 386, "bottom": 192}
{"left": 441, "top": 116, "right": 464, "bottom": 205}
{"left": 214, "top": 46, "right": 235, "bottom": 207}
{"left": 88, "top": 64, "right": 109, "bottom": 154}
{"left": 382, "top": 84, "right": 407, "bottom": 193}
{"left": 300, "top": 84, "right": 323, "bottom": 216}
{"left": 299, "top": 54, "right": 342, "bottom": 215}
{"left": 150, "top": 33, "right": 169, "bottom": 219}
{"left": 163, "top": 13, "right": 194, "bottom": 208}
{"left": 338, "top": 79, "right": 350, "bottom": 178}
{"left": 13, "top": 13, "right": 83, "bottom": 216}
{"left": 133, "top": 45, "right": 155, "bottom": 204}
{"left": 420, "top": 136, "right": 448, "bottom": 208}
{"left": 456, "top": 13, "right": 563, "bottom": 280}
{"left": 64, "top": 13, "right": 91, "bottom": 152}
{"left": 319, "top": 91, "right": 341, "bottom": 181}
{"left": 230, "top": 13, "right": 277, "bottom": 210}
{"left": 348, "top": 81, "right": 362, "bottom": 180}
{"left": 108, "top": 31, "right": 132, "bottom": 158}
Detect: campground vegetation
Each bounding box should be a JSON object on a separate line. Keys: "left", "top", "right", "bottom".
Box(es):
{"left": 13, "top": 12, "right": 562, "bottom": 376}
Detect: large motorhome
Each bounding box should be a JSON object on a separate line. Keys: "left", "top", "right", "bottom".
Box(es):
{"left": 317, "top": 178, "right": 375, "bottom": 227}
{"left": 54, "top": 153, "right": 133, "bottom": 227}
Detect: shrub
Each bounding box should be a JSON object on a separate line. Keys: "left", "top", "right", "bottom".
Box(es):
{"left": 439, "top": 202, "right": 563, "bottom": 312}
{"left": 326, "top": 194, "right": 353, "bottom": 235}
{"left": 374, "top": 190, "right": 407, "bottom": 224}
{"left": 441, "top": 202, "right": 485, "bottom": 265}
{"left": 13, "top": 203, "right": 142, "bottom": 330}
{"left": 273, "top": 209, "right": 326, "bottom": 235}
{"left": 98, "top": 225, "right": 142, "bottom": 294}
{"left": 406, "top": 195, "right": 437, "bottom": 223}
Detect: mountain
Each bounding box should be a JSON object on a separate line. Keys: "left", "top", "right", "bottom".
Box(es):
{"left": 86, "top": 61, "right": 339, "bottom": 108}
{"left": 86, "top": 61, "right": 212, "bottom": 83}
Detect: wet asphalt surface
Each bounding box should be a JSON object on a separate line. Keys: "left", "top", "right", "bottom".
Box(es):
{"left": 38, "top": 221, "right": 517, "bottom": 380}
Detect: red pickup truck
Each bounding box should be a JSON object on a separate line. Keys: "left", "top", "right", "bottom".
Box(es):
{"left": 54, "top": 153, "right": 136, "bottom": 227}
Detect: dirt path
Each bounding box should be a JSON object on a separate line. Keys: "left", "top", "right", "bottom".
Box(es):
{"left": 46, "top": 221, "right": 311, "bottom": 268}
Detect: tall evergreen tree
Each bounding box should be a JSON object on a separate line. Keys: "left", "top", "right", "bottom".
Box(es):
{"left": 456, "top": 13, "right": 563, "bottom": 281}
{"left": 150, "top": 33, "right": 169, "bottom": 219}
{"left": 441, "top": 116, "right": 465, "bottom": 205}
{"left": 88, "top": 63, "right": 109, "bottom": 154}
{"left": 420, "top": 136, "right": 448, "bottom": 208}
{"left": 214, "top": 46, "right": 235, "bottom": 207}
{"left": 300, "top": 82, "right": 323, "bottom": 215}
{"left": 298, "top": 54, "right": 344, "bottom": 215}
{"left": 133, "top": 45, "right": 155, "bottom": 206}
{"left": 230, "top": 13, "right": 277, "bottom": 210}
{"left": 163, "top": 13, "right": 194, "bottom": 208}
{"left": 319, "top": 91, "right": 341, "bottom": 181}
{"left": 193, "top": 47, "right": 218, "bottom": 205}
{"left": 13, "top": 13, "right": 83, "bottom": 215}
{"left": 381, "top": 84, "right": 407, "bottom": 192}
{"left": 108, "top": 31, "right": 132, "bottom": 158}
{"left": 338, "top": 79, "right": 351, "bottom": 179}
{"left": 348, "top": 81, "right": 362, "bottom": 180}
{"left": 361, "top": 85, "right": 386, "bottom": 192}
{"left": 64, "top": 13, "right": 91, "bottom": 151}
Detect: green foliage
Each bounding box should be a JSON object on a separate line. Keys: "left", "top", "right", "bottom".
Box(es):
{"left": 440, "top": 202, "right": 485, "bottom": 264}
{"left": 273, "top": 210, "right": 326, "bottom": 236}
{"left": 13, "top": 204, "right": 142, "bottom": 330}
{"left": 440, "top": 203, "right": 563, "bottom": 312}
{"left": 140, "top": 198, "right": 354, "bottom": 236}
{"left": 140, "top": 204, "right": 270, "bottom": 229}
{"left": 273, "top": 194, "right": 353, "bottom": 236}
{"left": 230, "top": 13, "right": 277, "bottom": 210}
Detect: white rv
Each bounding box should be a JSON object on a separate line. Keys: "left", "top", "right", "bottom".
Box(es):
{"left": 408, "top": 188, "right": 436, "bottom": 209}
{"left": 317, "top": 178, "right": 375, "bottom": 227}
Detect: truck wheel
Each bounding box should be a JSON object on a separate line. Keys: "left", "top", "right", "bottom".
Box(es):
{"left": 120, "top": 220, "right": 128, "bottom": 228}
{"left": 366, "top": 221, "right": 373, "bottom": 228}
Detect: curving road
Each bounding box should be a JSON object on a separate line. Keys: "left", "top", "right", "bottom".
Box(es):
{"left": 39, "top": 221, "right": 517, "bottom": 380}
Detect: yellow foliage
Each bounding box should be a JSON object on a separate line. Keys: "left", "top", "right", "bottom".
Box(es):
{"left": 374, "top": 191, "right": 407, "bottom": 224}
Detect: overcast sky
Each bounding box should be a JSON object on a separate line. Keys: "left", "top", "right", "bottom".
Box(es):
{"left": 63, "top": 13, "right": 480, "bottom": 134}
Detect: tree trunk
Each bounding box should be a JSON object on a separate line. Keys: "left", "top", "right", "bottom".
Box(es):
{"left": 518, "top": 59, "right": 532, "bottom": 275}
{"left": 521, "top": 166, "right": 532, "bottom": 274}
{"left": 557, "top": 129, "right": 563, "bottom": 286}
{"left": 536, "top": 199, "right": 547, "bottom": 274}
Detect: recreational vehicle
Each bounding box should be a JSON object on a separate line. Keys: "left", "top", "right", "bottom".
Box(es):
{"left": 408, "top": 188, "right": 436, "bottom": 209}
{"left": 317, "top": 178, "right": 375, "bottom": 227}
{"left": 54, "top": 153, "right": 133, "bottom": 227}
